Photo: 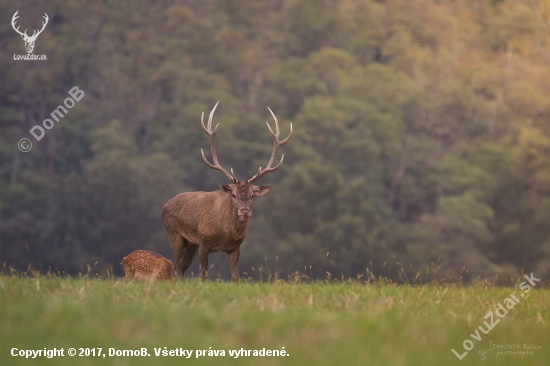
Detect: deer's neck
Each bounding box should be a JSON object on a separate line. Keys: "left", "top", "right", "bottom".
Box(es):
{"left": 233, "top": 217, "right": 250, "bottom": 239}
{"left": 227, "top": 199, "right": 250, "bottom": 240}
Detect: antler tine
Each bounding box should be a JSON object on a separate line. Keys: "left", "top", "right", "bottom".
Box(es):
{"left": 200, "top": 102, "right": 237, "bottom": 183}
{"left": 11, "top": 11, "right": 27, "bottom": 37}
{"left": 11, "top": 11, "right": 49, "bottom": 39}
{"left": 247, "top": 107, "right": 293, "bottom": 183}
{"left": 206, "top": 101, "right": 219, "bottom": 133}
{"left": 11, "top": 10, "right": 18, "bottom": 26}
{"left": 37, "top": 13, "right": 49, "bottom": 35}
{"left": 28, "top": 13, "right": 48, "bottom": 39}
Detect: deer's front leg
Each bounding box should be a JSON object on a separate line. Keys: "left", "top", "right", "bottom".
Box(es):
{"left": 198, "top": 245, "right": 209, "bottom": 281}
{"left": 227, "top": 248, "right": 240, "bottom": 282}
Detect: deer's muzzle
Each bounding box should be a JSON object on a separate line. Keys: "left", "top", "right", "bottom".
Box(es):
{"left": 238, "top": 208, "right": 251, "bottom": 217}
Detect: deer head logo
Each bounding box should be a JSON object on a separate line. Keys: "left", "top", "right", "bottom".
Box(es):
{"left": 475, "top": 340, "right": 492, "bottom": 361}
{"left": 11, "top": 11, "right": 49, "bottom": 54}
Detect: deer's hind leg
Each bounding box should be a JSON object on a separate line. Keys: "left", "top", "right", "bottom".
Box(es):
{"left": 181, "top": 239, "right": 198, "bottom": 277}
{"left": 167, "top": 232, "right": 185, "bottom": 278}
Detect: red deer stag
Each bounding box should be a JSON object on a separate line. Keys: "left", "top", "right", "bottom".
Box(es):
{"left": 123, "top": 250, "right": 175, "bottom": 280}
{"left": 162, "top": 102, "right": 292, "bottom": 281}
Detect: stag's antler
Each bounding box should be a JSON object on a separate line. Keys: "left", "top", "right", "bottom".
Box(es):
{"left": 11, "top": 11, "right": 48, "bottom": 40}
{"left": 475, "top": 340, "right": 491, "bottom": 352}
{"left": 201, "top": 102, "right": 238, "bottom": 183}
{"left": 247, "top": 107, "right": 292, "bottom": 183}
{"left": 32, "top": 13, "right": 49, "bottom": 39}
{"left": 11, "top": 11, "right": 26, "bottom": 38}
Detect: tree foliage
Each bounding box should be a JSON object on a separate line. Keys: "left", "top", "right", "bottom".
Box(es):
{"left": 2, "top": 0, "right": 550, "bottom": 282}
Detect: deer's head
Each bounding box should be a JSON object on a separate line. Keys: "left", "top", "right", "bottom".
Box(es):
{"left": 200, "top": 102, "right": 292, "bottom": 221}
{"left": 220, "top": 182, "right": 270, "bottom": 220}
{"left": 12, "top": 11, "right": 49, "bottom": 54}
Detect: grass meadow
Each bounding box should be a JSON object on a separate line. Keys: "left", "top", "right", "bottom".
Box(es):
{"left": 0, "top": 274, "right": 548, "bottom": 366}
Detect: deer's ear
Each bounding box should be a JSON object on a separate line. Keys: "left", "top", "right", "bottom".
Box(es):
{"left": 254, "top": 185, "right": 271, "bottom": 196}
{"left": 220, "top": 185, "right": 232, "bottom": 194}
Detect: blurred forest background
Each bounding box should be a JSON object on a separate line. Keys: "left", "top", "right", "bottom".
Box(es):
{"left": 2, "top": 0, "right": 550, "bottom": 283}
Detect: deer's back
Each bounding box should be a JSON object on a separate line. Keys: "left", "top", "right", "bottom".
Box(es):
{"left": 162, "top": 190, "right": 248, "bottom": 248}
{"left": 123, "top": 250, "right": 174, "bottom": 280}
{"left": 163, "top": 191, "right": 228, "bottom": 234}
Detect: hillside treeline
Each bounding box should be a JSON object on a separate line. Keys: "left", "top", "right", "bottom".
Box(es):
{"left": 2, "top": 0, "right": 550, "bottom": 282}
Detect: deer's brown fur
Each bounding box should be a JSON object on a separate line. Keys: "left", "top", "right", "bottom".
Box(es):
{"left": 162, "top": 102, "right": 291, "bottom": 281}
{"left": 123, "top": 250, "right": 175, "bottom": 280}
